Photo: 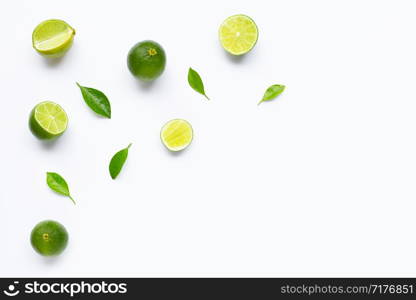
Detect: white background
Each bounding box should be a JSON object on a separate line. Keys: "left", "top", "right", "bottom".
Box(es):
{"left": 1, "top": 0, "right": 416, "bottom": 277}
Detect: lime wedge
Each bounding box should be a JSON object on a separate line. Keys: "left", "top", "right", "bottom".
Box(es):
{"left": 161, "top": 119, "right": 193, "bottom": 151}
{"left": 219, "top": 14, "right": 258, "bottom": 55}
{"left": 29, "top": 101, "right": 68, "bottom": 140}
{"left": 32, "top": 19, "right": 75, "bottom": 57}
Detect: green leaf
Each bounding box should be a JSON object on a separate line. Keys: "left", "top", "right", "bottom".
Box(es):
{"left": 76, "top": 82, "right": 111, "bottom": 118}
{"left": 109, "top": 143, "right": 132, "bottom": 179}
{"left": 46, "top": 172, "right": 75, "bottom": 204}
{"left": 258, "top": 84, "right": 285, "bottom": 105}
{"left": 187, "top": 67, "right": 209, "bottom": 100}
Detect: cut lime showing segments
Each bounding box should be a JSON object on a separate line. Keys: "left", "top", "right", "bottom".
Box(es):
{"left": 29, "top": 101, "right": 68, "bottom": 140}
{"left": 32, "top": 19, "right": 75, "bottom": 57}
{"left": 219, "top": 14, "right": 258, "bottom": 55}
{"left": 161, "top": 119, "right": 193, "bottom": 152}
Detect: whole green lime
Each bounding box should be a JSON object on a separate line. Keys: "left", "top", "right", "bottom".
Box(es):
{"left": 30, "top": 220, "right": 68, "bottom": 256}
{"left": 127, "top": 40, "right": 166, "bottom": 81}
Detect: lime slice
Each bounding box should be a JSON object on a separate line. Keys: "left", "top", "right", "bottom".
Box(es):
{"left": 161, "top": 119, "right": 193, "bottom": 151}
{"left": 29, "top": 101, "right": 68, "bottom": 140}
{"left": 219, "top": 14, "right": 258, "bottom": 55}
{"left": 32, "top": 19, "right": 75, "bottom": 57}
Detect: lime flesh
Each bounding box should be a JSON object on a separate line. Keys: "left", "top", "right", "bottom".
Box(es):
{"left": 32, "top": 19, "right": 75, "bottom": 57}
{"left": 127, "top": 40, "right": 166, "bottom": 81}
{"left": 161, "top": 119, "right": 193, "bottom": 151}
{"left": 219, "top": 15, "right": 258, "bottom": 55}
{"left": 30, "top": 220, "right": 68, "bottom": 256}
{"left": 29, "top": 101, "right": 68, "bottom": 140}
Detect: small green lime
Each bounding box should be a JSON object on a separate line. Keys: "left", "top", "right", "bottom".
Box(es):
{"left": 32, "top": 19, "right": 75, "bottom": 58}
{"left": 127, "top": 40, "right": 166, "bottom": 81}
{"left": 30, "top": 220, "right": 68, "bottom": 256}
{"left": 29, "top": 101, "right": 68, "bottom": 140}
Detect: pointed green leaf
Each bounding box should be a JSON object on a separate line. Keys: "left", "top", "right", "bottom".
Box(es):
{"left": 187, "top": 67, "right": 209, "bottom": 100}
{"left": 46, "top": 172, "right": 75, "bottom": 204}
{"left": 109, "top": 143, "right": 132, "bottom": 179}
{"left": 258, "top": 84, "right": 285, "bottom": 105}
{"left": 76, "top": 82, "right": 111, "bottom": 118}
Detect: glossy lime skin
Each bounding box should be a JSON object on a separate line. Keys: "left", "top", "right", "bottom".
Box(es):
{"left": 30, "top": 220, "right": 68, "bottom": 256}
{"left": 127, "top": 40, "right": 166, "bottom": 81}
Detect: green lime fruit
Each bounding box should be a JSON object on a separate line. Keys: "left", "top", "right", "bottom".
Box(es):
{"left": 127, "top": 40, "right": 166, "bottom": 81}
{"left": 161, "top": 119, "right": 193, "bottom": 151}
{"left": 29, "top": 101, "right": 68, "bottom": 140}
{"left": 32, "top": 19, "right": 75, "bottom": 58}
{"left": 219, "top": 14, "right": 258, "bottom": 55}
{"left": 30, "top": 220, "right": 69, "bottom": 256}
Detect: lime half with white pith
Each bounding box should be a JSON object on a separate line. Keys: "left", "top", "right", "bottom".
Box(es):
{"left": 219, "top": 14, "right": 258, "bottom": 55}
{"left": 32, "top": 19, "right": 75, "bottom": 57}
{"left": 161, "top": 119, "right": 193, "bottom": 152}
{"left": 29, "top": 101, "right": 68, "bottom": 140}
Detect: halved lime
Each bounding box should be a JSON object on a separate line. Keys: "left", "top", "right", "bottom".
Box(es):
{"left": 32, "top": 19, "right": 75, "bottom": 57}
{"left": 161, "top": 119, "right": 193, "bottom": 151}
{"left": 29, "top": 101, "right": 68, "bottom": 140}
{"left": 219, "top": 14, "right": 258, "bottom": 55}
{"left": 31, "top": 220, "right": 68, "bottom": 256}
